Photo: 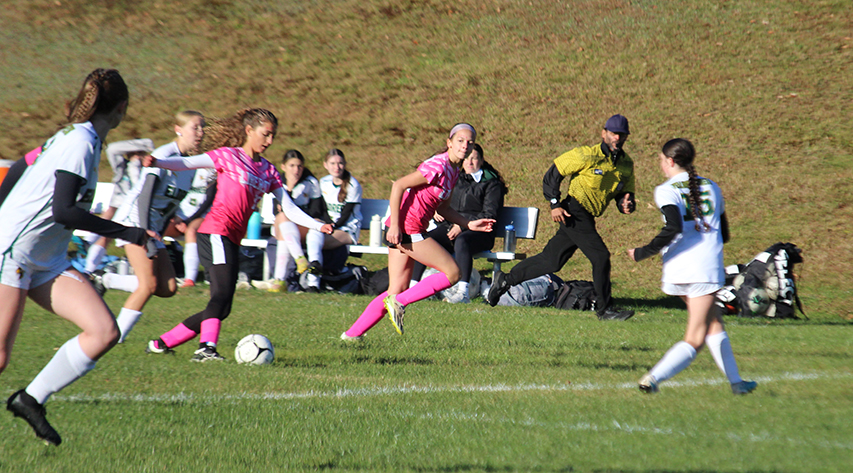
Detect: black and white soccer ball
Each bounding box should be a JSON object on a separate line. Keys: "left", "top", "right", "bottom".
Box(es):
{"left": 234, "top": 334, "right": 274, "bottom": 365}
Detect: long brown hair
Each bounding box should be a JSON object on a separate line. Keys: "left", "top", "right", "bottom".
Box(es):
{"left": 661, "top": 138, "right": 709, "bottom": 232}
{"left": 64, "top": 68, "right": 128, "bottom": 125}
{"left": 199, "top": 108, "right": 277, "bottom": 153}
{"left": 325, "top": 148, "right": 352, "bottom": 203}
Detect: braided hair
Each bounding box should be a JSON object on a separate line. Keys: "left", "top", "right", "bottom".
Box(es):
{"left": 661, "top": 138, "right": 710, "bottom": 232}
{"left": 64, "top": 68, "right": 128, "bottom": 125}
{"left": 325, "top": 148, "right": 352, "bottom": 203}
{"left": 200, "top": 108, "right": 277, "bottom": 153}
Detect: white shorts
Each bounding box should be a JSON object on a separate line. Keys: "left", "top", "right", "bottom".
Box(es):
{"left": 662, "top": 282, "right": 722, "bottom": 298}
{"left": 115, "top": 238, "right": 166, "bottom": 251}
{"left": 0, "top": 254, "right": 78, "bottom": 290}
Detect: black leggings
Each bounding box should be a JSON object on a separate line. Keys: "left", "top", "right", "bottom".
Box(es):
{"left": 411, "top": 222, "right": 496, "bottom": 283}
{"left": 181, "top": 233, "right": 240, "bottom": 332}
{"left": 506, "top": 199, "right": 613, "bottom": 313}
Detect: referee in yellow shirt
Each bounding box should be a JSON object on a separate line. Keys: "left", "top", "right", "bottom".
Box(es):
{"left": 487, "top": 115, "right": 636, "bottom": 320}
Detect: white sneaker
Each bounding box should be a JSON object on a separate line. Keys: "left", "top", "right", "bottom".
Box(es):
{"left": 340, "top": 332, "right": 363, "bottom": 342}
{"left": 638, "top": 373, "right": 659, "bottom": 394}
{"left": 443, "top": 285, "right": 470, "bottom": 304}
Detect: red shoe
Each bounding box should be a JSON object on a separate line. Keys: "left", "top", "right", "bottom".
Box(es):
{"left": 180, "top": 279, "right": 196, "bottom": 288}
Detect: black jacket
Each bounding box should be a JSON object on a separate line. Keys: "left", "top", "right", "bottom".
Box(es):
{"left": 450, "top": 168, "right": 505, "bottom": 223}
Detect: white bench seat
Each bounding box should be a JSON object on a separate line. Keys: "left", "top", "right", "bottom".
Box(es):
{"left": 348, "top": 199, "right": 539, "bottom": 276}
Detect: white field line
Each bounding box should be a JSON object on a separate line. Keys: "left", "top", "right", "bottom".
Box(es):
{"left": 413, "top": 406, "right": 853, "bottom": 452}
{"left": 50, "top": 370, "right": 850, "bottom": 404}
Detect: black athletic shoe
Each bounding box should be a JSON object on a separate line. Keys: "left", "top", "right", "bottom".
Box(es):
{"left": 191, "top": 345, "right": 225, "bottom": 362}
{"left": 597, "top": 307, "right": 635, "bottom": 321}
{"left": 307, "top": 260, "right": 323, "bottom": 276}
{"left": 486, "top": 271, "right": 510, "bottom": 307}
{"left": 89, "top": 270, "right": 107, "bottom": 297}
{"left": 6, "top": 389, "right": 62, "bottom": 446}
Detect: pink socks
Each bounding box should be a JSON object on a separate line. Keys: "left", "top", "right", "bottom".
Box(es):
{"left": 160, "top": 323, "right": 197, "bottom": 348}
{"left": 200, "top": 319, "right": 222, "bottom": 346}
{"left": 344, "top": 273, "right": 453, "bottom": 337}
{"left": 345, "top": 291, "right": 388, "bottom": 337}
{"left": 397, "top": 272, "right": 451, "bottom": 305}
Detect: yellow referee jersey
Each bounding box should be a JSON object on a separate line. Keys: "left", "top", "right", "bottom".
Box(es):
{"left": 554, "top": 144, "right": 635, "bottom": 217}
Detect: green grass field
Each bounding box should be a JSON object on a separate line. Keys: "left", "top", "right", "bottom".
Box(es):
{"left": 0, "top": 288, "right": 850, "bottom": 472}
{"left": 0, "top": 0, "right": 851, "bottom": 470}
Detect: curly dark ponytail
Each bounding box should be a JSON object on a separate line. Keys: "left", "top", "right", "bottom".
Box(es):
{"left": 661, "top": 138, "right": 709, "bottom": 232}
{"left": 65, "top": 68, "right": 128, "bottom": 125}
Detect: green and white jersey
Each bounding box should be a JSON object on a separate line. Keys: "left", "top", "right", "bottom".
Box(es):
{"left": 320, "top": 174, "right": 362, "bottom": 243}
{"left": 654, "top": 171, "right": 725, "bottom": 285}
{"left": 113, "top": 160, "right": 194, "bottom": 234}
{"left": 0, "top": 122, "right": 101, "bottom": 269}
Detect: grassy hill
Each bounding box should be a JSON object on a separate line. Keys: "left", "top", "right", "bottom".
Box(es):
{"left": 0, "top": 0, "right": 851, "bottom": 317}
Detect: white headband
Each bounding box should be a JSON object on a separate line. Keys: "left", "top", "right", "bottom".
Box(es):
{"left": 449, "top": 123, "right": 476, "bottom": 141}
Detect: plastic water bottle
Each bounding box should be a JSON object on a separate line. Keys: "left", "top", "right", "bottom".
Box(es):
{"left": 504, "top": 224, "right": 516, "bottom": 253}
{"left": 117, "top": 258, "right": 130, "bottom": 275}
{"left": 369, "top": 215, "right": 382, "bottom": 247}
{"left": 247, "top": 211, "right": 262, "bottom": 240}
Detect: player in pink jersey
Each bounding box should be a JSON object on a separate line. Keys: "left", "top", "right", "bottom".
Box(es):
{"left": 143, "top": 109, "right": 332, "bottom": 361}
{"left": 341, "top": 124, "right": 495, "bottom": 340}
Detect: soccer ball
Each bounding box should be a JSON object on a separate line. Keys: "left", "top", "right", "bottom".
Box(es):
{"left": 746, "top": 287, "right": 770, "bottom": 316}
{"left": 764, "top": 269, "right": 779, "bottom": 300}
{"left": 234, "top": 334, "right": 274, "bottom": 365}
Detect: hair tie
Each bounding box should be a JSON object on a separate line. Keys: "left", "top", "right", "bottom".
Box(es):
{"left": 448, "top": 123, "right": 476, "bottom": 141}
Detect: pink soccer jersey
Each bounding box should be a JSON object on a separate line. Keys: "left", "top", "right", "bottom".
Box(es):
{"left": 390, "top": 152, "right": 460, "bottom": 234}
{"left": 198, "top": 147, "right": 283, "bottom": 244}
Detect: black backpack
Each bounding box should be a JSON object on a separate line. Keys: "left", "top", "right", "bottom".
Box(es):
{"left": 554, "top": 280, "right": 597, "bottom": 312}
{"left": 716, "top": 242, "right": 806, "bottom": 319}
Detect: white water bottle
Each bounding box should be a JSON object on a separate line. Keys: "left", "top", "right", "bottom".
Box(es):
{"left": 369, "top": 215, "right": 382, "bottom": 247}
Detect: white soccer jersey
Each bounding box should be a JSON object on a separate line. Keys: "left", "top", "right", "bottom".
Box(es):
{"left": 150, "top": 142, "right": 216, "bottom": 221}
{"left": 655, "top": 171, "right": 725, "bottom": 285}
{"left": 106, "top": 139, "right": 152, "bottom": 209}
{"left": 288, "top": 175, "right": 321, "bottom": 209}
{"left": 320, "top": 174, "right": 363, "bottom": 243}
{"left": 113, "top": 160, "right": 195, "bottom": 234}
{"left": 176, "top": 167, "right": 215, "bottom": 220}
{"left": 0, "top": 122, "right": 101, "bottom": 269}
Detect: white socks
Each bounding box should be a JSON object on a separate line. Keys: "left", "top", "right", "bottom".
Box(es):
{"left": 278, "top": 221, "right": 305, "bottom": 259}
{"left": 705, "top": 331, "right": 743, "bottom": 384}
{"left": 116, "top": 308, "right": 143, "bottom": 343}
{"left": 274, "top": 241, "right": 293, "bottom": 281}
{"left": 84, "top": 244, "right": 107, "bottom": 274}
{"left": 649, "top": 341, "right": 697, "bottom": 384}
{"left": 103, "top": 273, "right": 139, "bottom": 293}
{"left": 306, "top": 229, "right": 325, "bottom": 263}
{"left": 26, "top": 335, "right": 96, "bottom": 405}
{"left": 183, "top": 242, "right": 200, "bottom": 282}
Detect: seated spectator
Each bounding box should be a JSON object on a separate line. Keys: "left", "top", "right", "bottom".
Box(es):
{"left": 411, "top": 143, "right": 507, "bottom": 303}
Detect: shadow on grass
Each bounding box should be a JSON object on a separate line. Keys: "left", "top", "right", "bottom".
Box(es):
{"left": 613, "top": 296, "right": 685, "bottom": 311}
{"left": 350, "top": 355, "right": 435, "bottom": 366}
{"left": 307, "top": 463, "right": 576, "bottom": 472}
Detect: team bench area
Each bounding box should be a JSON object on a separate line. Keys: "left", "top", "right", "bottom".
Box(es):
{"left": 83, "top": 184, "right": 540, "bottom": 280}
{"left": 345, "top": 199, "right": 539, "bottom": 277}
